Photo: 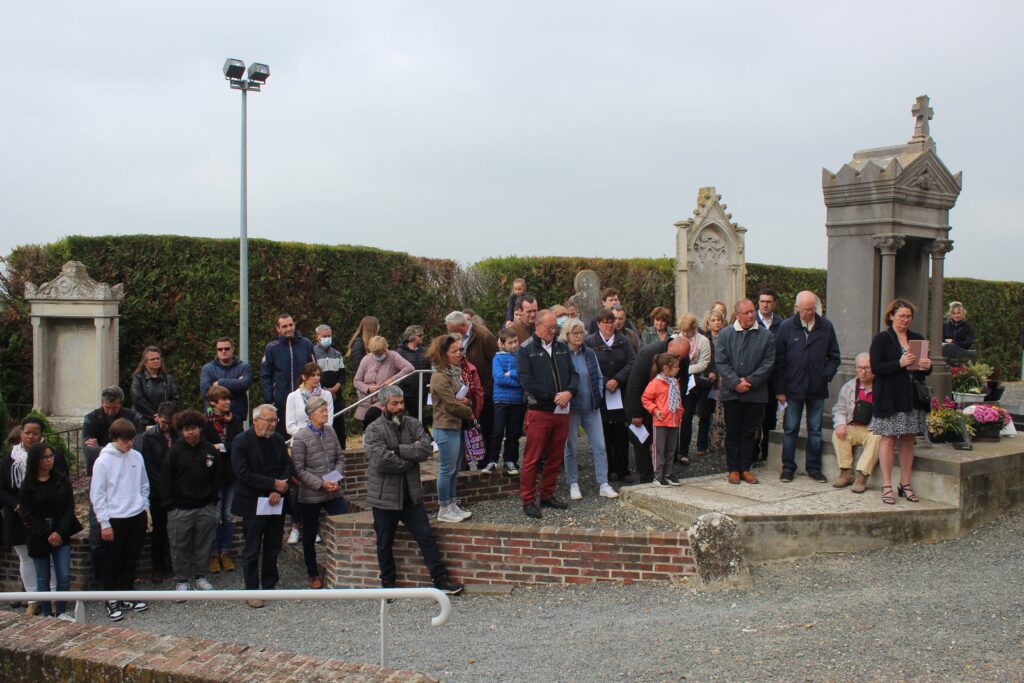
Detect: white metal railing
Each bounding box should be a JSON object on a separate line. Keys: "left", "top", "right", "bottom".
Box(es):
{"left": 287, "top": 369, "right": 432, "bottom": 445}
{"left": 0, "top": 587, "right": 451, "bottom": 668}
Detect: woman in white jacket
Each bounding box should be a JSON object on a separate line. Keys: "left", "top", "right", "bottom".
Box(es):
{"left": 285, "top": 362, "right": 335, "bottom": 436}
{"left": 675, "top": 313, "right": 711, "bottom": 464}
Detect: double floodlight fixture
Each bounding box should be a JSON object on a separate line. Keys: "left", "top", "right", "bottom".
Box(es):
{"left": 223, "top": 58, "right": 270, "bottom": 91}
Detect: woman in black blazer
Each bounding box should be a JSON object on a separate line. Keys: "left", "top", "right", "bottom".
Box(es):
{"left": 869, "top": 299, "right": 933, "bottom": 505}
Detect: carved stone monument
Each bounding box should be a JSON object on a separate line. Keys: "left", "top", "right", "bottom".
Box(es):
{"left": 675, "top": 187, "right": 747, "bottom": 319}
{"left": 25, "top": 261, "right": 124, "bottom": 418}
{"left": 823, "top": 95, "right": 961, "bottom": 402}
{"left": 570, "top": 269, "right": 603, "bottom": 323}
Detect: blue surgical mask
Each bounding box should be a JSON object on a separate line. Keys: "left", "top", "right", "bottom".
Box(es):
{"left": 556, "top": 315, "right": 567, "bottom": 327}
{"left": 319, "top": 337, "right": 332, "bottom": 348}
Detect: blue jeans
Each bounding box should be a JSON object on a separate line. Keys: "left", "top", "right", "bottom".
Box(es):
{"left": 34, "top": 544, "right": 71, "bottom": 616}
{"left": 434, "top": 428, "right": 464, "bottom": 505}
{"left": 211, "top": 483, "right": 236, "bottom": 554}
{"left": 563, "top": 408, "right": 610, "bottom": 486}
{"left": 782, "top": 398, "right": 825, "bottom": 474}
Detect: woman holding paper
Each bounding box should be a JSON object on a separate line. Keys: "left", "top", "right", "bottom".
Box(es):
{"left": 428, "top": 334, "right": 475, "bottom": 523}
{"left": 290, "top": 396, "right": 346, "bottom": 588}
{"left": 675, "top": 314, "right": 712, "bottom": 465}
{"left": 585, "top": 309, "right": 636, "bottom": 483}
{"left": 560, "top": 318, "right": 618, "bottom": 500}
{"left": 869, "top": 299, "right": 933, "bottom": 505}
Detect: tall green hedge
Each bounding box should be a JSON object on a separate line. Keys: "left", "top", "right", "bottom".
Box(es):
{"left": 0, "top": 236, "right": 461, "bottom": 410}
{"left": 2, "top": 239, "right": 1020, "bottom": 415}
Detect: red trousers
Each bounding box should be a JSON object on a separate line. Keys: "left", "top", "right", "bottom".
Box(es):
{"left": 520, "top": 410, "right": 570, "bottom": 505}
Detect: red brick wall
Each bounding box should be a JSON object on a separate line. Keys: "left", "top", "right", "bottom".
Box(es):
{"left": 0, "top": 610, "right": 436, "bottom": 682}
{"left": 322, "top": 512, "right": 694, "bottom": 588}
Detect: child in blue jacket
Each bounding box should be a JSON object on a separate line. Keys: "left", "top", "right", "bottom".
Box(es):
{"left": 486, "top": 328, "right": 525, "bottom": 474}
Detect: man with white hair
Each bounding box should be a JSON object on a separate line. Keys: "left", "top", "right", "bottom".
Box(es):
{"left": 775, "top": 291, "right": 841, "bottom": 483}
{"left": 446, "top": 310, "right": 498, "bottom": 467}
{"left": 830, "top": 352, "right": 881, "bottom": 492}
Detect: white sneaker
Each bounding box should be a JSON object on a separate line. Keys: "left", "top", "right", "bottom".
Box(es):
{"left": 569, "top": 483, "right": 583, "bottom": 500}
{"left": 599, "top": 484, "right": 620, "bottom": 499}
{"left": 57, "top": 613, "right": 76, "bottom": 622}
{"left": 175, "top": 581, "right": 190, "bottom": 602}
{"left": 503, "top": 461, "right": 519, "bottom": 475}
{"left": 437, "top": 505, "right": 461, "bottom": 523}
{"left": 451, "top": 503, "right": 473, "bottom": 520}
{"left": 315, "top": 534, "right": 322, "bottom": 543}
{"left": 194, "top": 576, "right": 214, "bottom": 591}
{"left": 287, "top": 528, "right": 300, "bottom": 544}
{"left": 483, "top": 462, "right": 498, "bottom": 474}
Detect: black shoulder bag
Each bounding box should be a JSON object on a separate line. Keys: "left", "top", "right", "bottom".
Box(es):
{"left": 851, "top": 379, "right": 874, "bottom": 424}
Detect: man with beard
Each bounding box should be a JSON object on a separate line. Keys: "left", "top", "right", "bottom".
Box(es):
{"left": 363, "top": 385, "right": 463, "bottom": 595}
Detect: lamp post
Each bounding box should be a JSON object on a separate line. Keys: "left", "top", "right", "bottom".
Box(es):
{"left": 222, "top": 58, "right": 270, "bottom": 369}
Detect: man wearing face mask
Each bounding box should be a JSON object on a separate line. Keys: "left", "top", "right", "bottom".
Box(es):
{"left": 364, "top": 386, "right": 463, "bottom": 595}
{"left": 260, "top": 313, "right": 315, "bottom": 437}
{"left": 313, "top": 324, "right": 346, "bottom": 444}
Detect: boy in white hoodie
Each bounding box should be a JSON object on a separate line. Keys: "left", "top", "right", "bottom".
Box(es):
{"left": 89, "top": 417, "right": 150, "bottom": 622}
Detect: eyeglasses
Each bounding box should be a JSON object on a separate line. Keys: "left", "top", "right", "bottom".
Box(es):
{"left": 256, "top": 417, "right": 279, "bottom": 424}
{"left": 216, "top": 347, "right": 232, "bottom": 352}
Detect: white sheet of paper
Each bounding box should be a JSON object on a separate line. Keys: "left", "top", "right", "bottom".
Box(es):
{"left": 455, "top": 385, "right": 469, "bottom": 400}
{"left": 554, "top": 403, "right": 570, "bottom": 414}
{"left": 604, "top": 388, "right": 623, "bottom": 410}
{"left": 256, "top": 496, "right": 284, "bottom": 516}
{"left": 322, "top": 470, "right": 343, "bottom": 483}
{"left": 629, "top": 423, "right": 650, "bottom": 444}
{"left": 426, "top": 393, "right": 432, "bottom": 406}
{"left": 686, "top": 374, "right": 697, "bottom": 395}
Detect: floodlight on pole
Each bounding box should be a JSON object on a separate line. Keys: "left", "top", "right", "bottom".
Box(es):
{"left": 222, "top": 58, "right": 269, "bottom": 375}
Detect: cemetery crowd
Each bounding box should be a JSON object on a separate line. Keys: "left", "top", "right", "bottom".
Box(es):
{"left": 3, "top": 276, "right": 960, "bottom": 621}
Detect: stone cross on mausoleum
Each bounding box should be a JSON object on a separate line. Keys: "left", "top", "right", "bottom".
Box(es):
{"left": 822, "top": 95, "right": 962, "bottom": 403}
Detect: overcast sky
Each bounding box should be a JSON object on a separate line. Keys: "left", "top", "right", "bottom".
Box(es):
{"left": 2, "top": 1, "right": 1020, "bottom": 281}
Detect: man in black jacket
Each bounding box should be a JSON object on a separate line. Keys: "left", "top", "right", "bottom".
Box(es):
{"left": 138, "top": 401, "right": 178, "bottom": 582}
{"left": 516, "top": 311, "right": 579, "bottom": 518}
{"left": 585, "top": 310, "right": 636, "bottom": 482}
{"left": 231, "top": 404, "right": 293, "bottom": 608}
{"left": 364, "top": 386, "right": 463, "bottom": 595}
{"left": 625, "top": 335, "right": 690, "bottom": 483}
{"left": 755, "top": 288, "right": 783, "bottom": 466}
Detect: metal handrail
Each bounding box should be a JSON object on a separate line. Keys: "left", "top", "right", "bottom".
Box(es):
{"left": 0, "top": 587, "right": 451, "bottom": 668}
{"left": 286, "top": 369, "right": 432, "bottom": 445}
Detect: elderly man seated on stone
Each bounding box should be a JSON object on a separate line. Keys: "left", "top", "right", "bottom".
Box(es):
{"left": 830, "top": 353, "right": 881, "bottom": 493}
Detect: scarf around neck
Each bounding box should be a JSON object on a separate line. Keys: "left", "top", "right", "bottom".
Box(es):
{"left": 659, "top": 373, "right": 681, "bottom": 414}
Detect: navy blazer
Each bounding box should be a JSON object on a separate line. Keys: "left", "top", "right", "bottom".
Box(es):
{"left": 230, "top": 428, "right": 294, "bottom": 517}
{"left": 774, "top": 313, "right": 841, "bottom": 401}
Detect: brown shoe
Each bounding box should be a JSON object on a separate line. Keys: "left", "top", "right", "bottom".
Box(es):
{"left": 25, "top": 602, "right": 41, "bottom": 617}
{"left": 209, "top": 554, "right": 221, "bottom": 575}
{"left": 695, "top": 451, "right": 707, "bottom": 457}
{"left": 309, "top": 576, "right": 323, "bottom": 590}
{"left": 246, "top": 599, "right": 265, "bottom": 609}
{"left": 850, "top": 471, "right": 868, "bottom": 494}
{"left": 220, "top": 554, "right": 236, "bottom": 572}
{"left": 728, "top": 471, "right": 741, "bottom": 484}
{"left": 740, "top": 471, "right": 759, "bottom": 484}
{"left": 832, "top": 468, "right": 855, "bottom": 488}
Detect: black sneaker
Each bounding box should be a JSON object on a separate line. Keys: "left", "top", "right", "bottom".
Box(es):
{"left": 779, "top": 471, "right": 794, "bottom": 483}
{"left": 434, "top": 578, "right": 464, "bottom": 595}
{"left": 121, "top": 600, "right": 149, "bottom": 613}
{"left": 666, "top": 474, "right": 682, "bottom": 486}
{"left": 523, "top": 502, "right": 543, "bottom": 519}
{"left": 540, "top": 495, "right": 568, "bottom": 509}
{"left": 381, "top": 582, "right": 397, "bottom": 604}
{"left": 807, "top": 471, "right": 828, "bottom": 483}
{"left": 653, "top": 476, "right": 670, "bottom": 487}
{"left": 105, "top": 600, "right": 124, "bottom": 622}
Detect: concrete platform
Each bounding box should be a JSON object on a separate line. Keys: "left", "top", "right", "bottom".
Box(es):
{"left": 621, "top": 429, "right": 1024, "bottom": 561}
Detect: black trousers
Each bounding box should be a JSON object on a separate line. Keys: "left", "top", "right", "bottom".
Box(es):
{"left": 372, "top": 501, "right": 447, "bottom": 586}
{"left": 759, "top": 396, "right": 778, "bottom": 460}
{"left": 628, "top": 414, "right": 655, "bottom": 482}
{"left": 299, "top": 497, "right": 348, "bottom": 578}
{"left": 102, "top": 511, "right": 147, "bottom": 592}
{"left": 677, "top": 389, "right": 704, "bottom": 457}
{"left": 479, "top": 394, "right": 495, "bottom": 461}
{"left": 241, "top": 515, "right": 284, "bottom": 590}
{"left": 601, "top": 413, "right": 630, "bottom": 479}
{"left": 723, "top": 401, "right": 765, "bottom": 473}
{"left": 149, "top": 503, "right": 170, "bottom": 572}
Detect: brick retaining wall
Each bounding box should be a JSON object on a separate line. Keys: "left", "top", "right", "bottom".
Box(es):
{"left": 0, "top": 610, "right": 436, "bottom": 682}
{"left": 322, "top": 512, "right": 695, "bottom": 588}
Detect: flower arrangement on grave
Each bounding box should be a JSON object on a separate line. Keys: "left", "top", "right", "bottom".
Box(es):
{"left": 927, "top": 396, "right": 974, "bottom": 441}
{"left": 951, "top": 362, "right": 993, "bottom": 395}
{"left": 961, "top": 403, "right": 1011, "bottom": 429}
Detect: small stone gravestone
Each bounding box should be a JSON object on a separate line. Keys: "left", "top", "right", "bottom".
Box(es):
{"left": 686, "top": 511, "right": 752, "bottom": 592}
{"left": 572, "top": 270, "right": 602, "bottom": 323}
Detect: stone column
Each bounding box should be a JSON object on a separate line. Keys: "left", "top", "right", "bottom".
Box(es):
{"left": 872, "top": 234, "right": 905, "bottom": 330}
{"left": 95, "top": 317, "right": 113, "bottom": 400}
{"left": 929, "top": 239, "right": 954, "bottom": 354}
{"left": 31, "top": 317, "right": 45, "bottom": 413}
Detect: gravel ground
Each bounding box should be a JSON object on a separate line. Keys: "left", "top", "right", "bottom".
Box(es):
{"left": 12, "top": 509, "right": 1018, "bottom": 682}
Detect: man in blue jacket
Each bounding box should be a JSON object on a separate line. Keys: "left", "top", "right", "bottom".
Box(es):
{"left": 200, "top": 337, "right": 252, "bottom": 419}
{"left": 259, "top": 313, "right": 315, "bottom": 436}
{"left": 775, "top": 291, "right": 841, "bottom": 483}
